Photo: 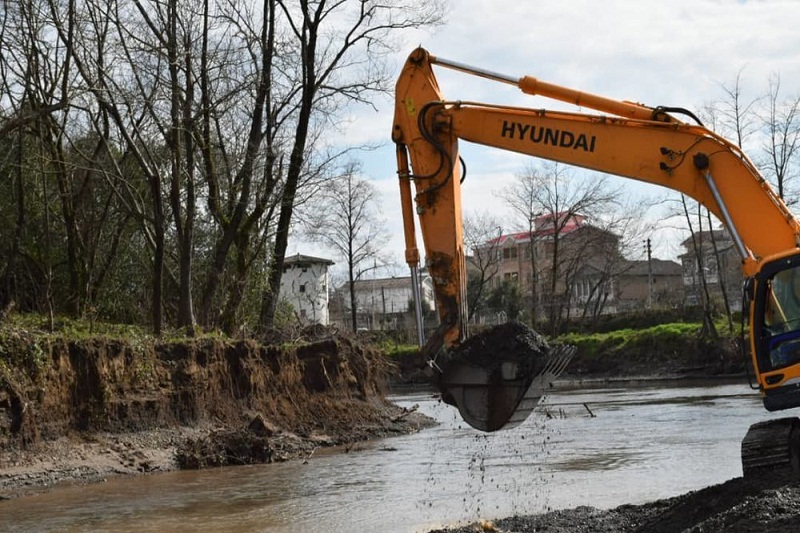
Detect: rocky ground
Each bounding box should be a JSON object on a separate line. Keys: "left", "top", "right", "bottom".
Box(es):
{"left": 0, "top": 427, "right": 201, "bottom": 499}
{"left": 429, "top": 475, "right": 800, "bottom": 533}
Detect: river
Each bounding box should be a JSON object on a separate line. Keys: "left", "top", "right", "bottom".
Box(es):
{"left": 0, "top": 380, "right": 790, "bottom": 532}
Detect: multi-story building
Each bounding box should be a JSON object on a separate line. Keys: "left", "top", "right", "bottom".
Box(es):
{"left": 679, "top": 229, "right": 742, "bottom": 309}
{"left": 614, "top": 258, "right": 684, "bottom": 310}
{"left": 471, "top": 212, "right": 683, "bottom": 321}
{"left": 472, "top": 212, "right": 626, "bottom": 321}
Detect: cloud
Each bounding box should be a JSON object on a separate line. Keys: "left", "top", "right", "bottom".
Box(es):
{"left": 316, "top": 0, "right": 800, "bottom": 271}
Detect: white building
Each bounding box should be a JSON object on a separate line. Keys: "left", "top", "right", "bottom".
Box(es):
{"left": 337, "top": 274, "right": 436, "bottom": 330}
{"left": 279, "top": 253, "right": 335, "bottom": 325}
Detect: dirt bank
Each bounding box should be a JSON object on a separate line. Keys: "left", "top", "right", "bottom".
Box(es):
{"left": 430, "top": 474, "right": 800, "bottom": 533}
{"left": 0, "top": 324, "right": 432, "bottom": 499}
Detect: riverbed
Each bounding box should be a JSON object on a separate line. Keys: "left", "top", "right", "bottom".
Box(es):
{"left": 0, "top": 380, "right": 787, "bottom": 532}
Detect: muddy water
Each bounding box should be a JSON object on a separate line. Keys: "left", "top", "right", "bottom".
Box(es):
{"left": 0, "top": 381, "right": 790, "bottom": 533}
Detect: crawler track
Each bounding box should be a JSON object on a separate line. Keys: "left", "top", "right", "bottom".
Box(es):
{"left": 740, "top": 417, "right": 800, "bottom": 477}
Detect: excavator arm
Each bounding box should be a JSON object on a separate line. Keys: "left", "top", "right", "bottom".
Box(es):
{"left": 393, "top": 48, "right": 800, "bottom": 447}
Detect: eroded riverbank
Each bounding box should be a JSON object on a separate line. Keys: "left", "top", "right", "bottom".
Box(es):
{"left": 0, "top": 325, "right": 433, "bottom": 499}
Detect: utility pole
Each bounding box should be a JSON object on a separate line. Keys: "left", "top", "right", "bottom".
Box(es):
{"left": 645, "top": 238, "right": 653, "bottom": 309}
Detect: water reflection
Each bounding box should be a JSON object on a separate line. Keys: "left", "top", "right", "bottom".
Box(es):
{"left": 555, "top": 449, "right": 644, "bottom": 471}
{"left": 0, "top": 380, "right": 787, "bottom": 533}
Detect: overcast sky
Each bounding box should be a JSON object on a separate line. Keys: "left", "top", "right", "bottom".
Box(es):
{"left": 293, "top": 0, "right": 800, "bottom": 278}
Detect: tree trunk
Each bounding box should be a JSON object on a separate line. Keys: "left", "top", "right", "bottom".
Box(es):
{"left": 260, "top": 12, "right": 316, "bottom": 329}
{"left": 199, "top": 0, "right": 275, "bottom": 327}
{"left": 348, "top": 262, "right": 358, "bottom": 332}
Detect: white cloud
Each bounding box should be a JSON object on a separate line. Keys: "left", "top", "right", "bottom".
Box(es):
{"left": 309, "top": 0, "right": 800, "bottom": 273}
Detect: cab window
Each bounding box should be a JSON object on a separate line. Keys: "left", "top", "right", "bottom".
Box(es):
{"left": 763, "top": 266, "right": 800, "bottom": 370}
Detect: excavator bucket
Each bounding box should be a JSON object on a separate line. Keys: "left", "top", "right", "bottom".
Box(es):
{"left": 437, "top": 323, "right": 574, "bottom": 432}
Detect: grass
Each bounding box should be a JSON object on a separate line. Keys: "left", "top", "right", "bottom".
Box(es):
{"left": 3, "top": 312, "right": 154, "bottom": 341}
{"left": 1, "top": 310, "right": 740, "bottom": 372}
{"left": 0, "top": 312, "right": 222, "bottom": 377}
{"left": 557, "top": 322, "right": 704, "bottom": 357}
{"left": 369, "top": 319, "right": 725, "bottom": 361}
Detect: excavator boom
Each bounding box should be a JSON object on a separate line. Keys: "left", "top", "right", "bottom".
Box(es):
{"left": 393, "top": 48, "right": 800, "bottom": 474}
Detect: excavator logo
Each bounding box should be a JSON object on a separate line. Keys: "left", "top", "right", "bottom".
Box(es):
{"left": 501, "top": 120, "right": 597, "bottom": 152}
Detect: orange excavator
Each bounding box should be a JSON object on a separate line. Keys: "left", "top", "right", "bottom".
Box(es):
{"left": 393, "top": 47, "right": 800, "bottom": 475}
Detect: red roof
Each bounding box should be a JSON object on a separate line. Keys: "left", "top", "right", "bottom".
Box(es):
{"left": 486, "top": 213, "right": 587, "bottom": 245}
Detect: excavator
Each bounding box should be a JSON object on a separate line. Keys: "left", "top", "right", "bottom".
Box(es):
{"left": 392, "top": 47, "right": 800, "bottom": 476}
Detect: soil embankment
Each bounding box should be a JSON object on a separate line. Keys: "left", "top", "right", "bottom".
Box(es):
{"left": 0, "top": 325, "right": 430, "bottom": 499}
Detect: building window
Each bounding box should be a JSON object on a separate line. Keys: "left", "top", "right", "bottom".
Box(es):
{"left": 504, "top": 272, "right": 519, "bottom": 282}
{"left": 575, "top": 279, "right": 593, "bottom": 300}
{"left": 299, "top": 284, "right": 306, "bottom": 293}
{"left": 503, "top": 247, "right": 518, "bottom": 259}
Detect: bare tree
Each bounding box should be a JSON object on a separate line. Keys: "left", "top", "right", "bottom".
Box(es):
{"left": 703, "top": 69, "right": 760, "bottom": 149}
{"left": 0, "top": 0, "right": 73, "bottom": 138}
{"left": 1, "top": 0, "right": 443, "bottom": 336}
{"left": 761, "top": 74, "right": 800, "bottom": 201}
{"left": 573, "top": 200, "right": 651, "bottom": 322}
{"left": 259, "top": 0, "right": 444, "bottom": 328}
{"left": 691, "top": 71, "right": 796, "bottom": 331}
{"left": 680, "top": 197, "right": 718, "bottom": 339}
{"left": 502, "top": 162, "right": 620, "bottom": 333}
{"left": 304, "top": 162, "right": 388, "bottom": 332}
{"left": 463, "top": 211, "right": 504, "bottom": 321}
{"left": 0, "top": 0, "right": 133, "bottom": 321}
{"left": 500, "top": 166, "right": 541, "bottom": 327}
{"left": 193, "top": 0, "right": 287, "bottom": 332}
{"left": 706, "top": 210, "right": 734, "bottom": 334}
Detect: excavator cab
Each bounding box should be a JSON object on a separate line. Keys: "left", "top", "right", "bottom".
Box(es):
{"left": 752, "top": 252, "right": 800, "bottom": 412}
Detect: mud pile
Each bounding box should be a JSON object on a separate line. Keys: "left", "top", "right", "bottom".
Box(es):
{"left": 430, "top": 472, "right": 800, "bottom": 533}
{"left": 448, "top": 321, "right": 550, "bottom": 376}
